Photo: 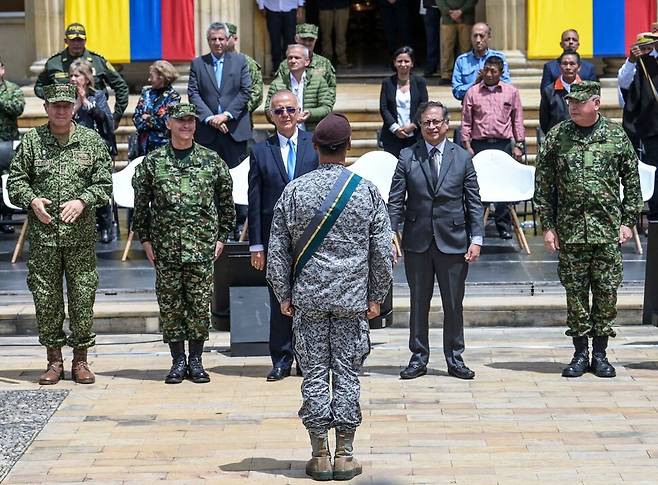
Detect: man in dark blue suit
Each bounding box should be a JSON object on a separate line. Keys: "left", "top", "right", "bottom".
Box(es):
{"left": 248, "top": 89, "right": 319, "bottom": 381}
{"left": 540, "top": 29, "right": 597, "bottom": 91}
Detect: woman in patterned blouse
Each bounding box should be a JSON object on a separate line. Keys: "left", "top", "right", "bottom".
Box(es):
{"left": 133, "top": 60, "right": 181, "bottom": 155}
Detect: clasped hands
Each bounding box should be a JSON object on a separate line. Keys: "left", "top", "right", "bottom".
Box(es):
{"left": 31, "top": 197, "right": 85, "bottom": 225}
{"left": 209, "top": 114, "right": 229, "bottom": 134}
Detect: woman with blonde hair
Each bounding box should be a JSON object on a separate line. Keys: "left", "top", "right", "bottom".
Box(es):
{"left": 69, "top": 58, "right": 116, "bottom": 243}
{"left": 132, "top": 60, "right": 181, "bottom": 155}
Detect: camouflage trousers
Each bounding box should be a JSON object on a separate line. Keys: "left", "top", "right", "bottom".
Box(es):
{"left": 293, "top": 309, "right": 371, "bottom": 437}
{"left": 558, "top": 243, "right": 622, "bottom": 338}
{"left": 155, "top": 260, "right": 213, "bottom": 343}
{"left": 26, "top": 244, "right": 98, "bottom": 349}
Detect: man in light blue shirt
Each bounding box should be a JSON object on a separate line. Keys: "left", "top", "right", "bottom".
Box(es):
{"left": 452, "top": 22, "right": 510, "bottom": 101}
{"left": 257, "top": 0, "right": 306, "bottom": 75}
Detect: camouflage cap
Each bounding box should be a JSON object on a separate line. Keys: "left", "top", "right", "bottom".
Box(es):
{"left": 168, "top": 103, "right": 198, "bottom": 119}
{"left": 65, "top": 22, "right": 86, "bottom": 40}
{"left": 635, "top": 31, "right": 658, "bottom": 47}
{"left": 226, "top": 22, "right": 237, "bottom": 36}
{"left": 565, "top": 81, "right": 601, "bottom": 102}
{"left": 296, "top": 23, "right": 319, "bottom": 39}
{"left": 44, "top": 83, "right": 77, "bottom": 103}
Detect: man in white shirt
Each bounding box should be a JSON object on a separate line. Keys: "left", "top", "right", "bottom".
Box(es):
{"left": 257, "top": 0, "right": 305, "bottom": 75}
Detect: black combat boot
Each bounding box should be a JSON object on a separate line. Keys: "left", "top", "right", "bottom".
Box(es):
{"left": 165, "top": 341, "right": 187, "bottom": 384}
{"left": 590, "top": 336, "right": 616, "bottom": 378}
{"left": 562, "top": 336, "right": 589, "bottom": 377}
{"left": 188, "top": 340, "right": 210, "bottom": 383}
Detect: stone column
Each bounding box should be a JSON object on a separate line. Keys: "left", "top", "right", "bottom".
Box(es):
{"left": 484, "top": 0, "right": 526, "bottom": 52}
{"left": 25, "top": 0, "right": 64, "bottom": 77}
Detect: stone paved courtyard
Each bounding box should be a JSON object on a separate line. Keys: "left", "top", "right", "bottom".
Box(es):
{"left": 1, "top": 326, "right": 658, "bottom": 484}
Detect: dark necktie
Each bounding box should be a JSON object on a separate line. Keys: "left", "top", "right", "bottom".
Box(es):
{"left": 429, "top": 147, "right": 439, "bottom": 187}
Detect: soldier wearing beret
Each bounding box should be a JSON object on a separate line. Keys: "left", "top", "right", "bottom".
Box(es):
{"left": 274, "top": 23, "right": 337, "bottom": 107}
{"left": 267, "top": 113, "right": 393, "bottom": 481}
{"left": 225, "top": 22, "right": 264, "bottom": 116}
{"left": 34, "top": 23, "right": 129, "bottom": 126}
{"left": 535, "top": 81, "right": 642, "bottom": 378}
{"left": 8, "top": 83, "right": 113, "bottom": 385}
{"left": 132, "top": 103, "right": 235, "bottom": 385}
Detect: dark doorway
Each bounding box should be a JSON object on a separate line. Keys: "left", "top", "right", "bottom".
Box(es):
{"left": 305, "top": 0, "right": 431, "bottom": 79}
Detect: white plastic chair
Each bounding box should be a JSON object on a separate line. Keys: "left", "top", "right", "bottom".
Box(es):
{"left": 621, "top": 161, "right": 656, "bottom": 254}
{"left": 230, "top": 156, "right": 250, "bottom": 240}
{"left": 472, "top": 149, "right": 536, "bottom": 254}
{"left": 2, "top": 173, "right": 28, "bottom": 263}
{"left": 112, "top": 156, "right": 144, "bottom": 261}
{"left": 347, "top": 150, "right": 398, "bottom": 203}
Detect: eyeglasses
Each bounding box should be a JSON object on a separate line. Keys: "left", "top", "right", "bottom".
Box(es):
{"left": 271, "top": 107, "right": 298, "bottom": 116}
{"left": 421, "top": 119, "right": 446, "bottom": 128}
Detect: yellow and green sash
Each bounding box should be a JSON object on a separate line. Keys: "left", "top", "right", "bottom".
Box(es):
{"left": 293, "top": 169, "right": 362, "bottom": 278}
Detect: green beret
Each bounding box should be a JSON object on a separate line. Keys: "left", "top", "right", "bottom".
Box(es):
{"left": 44, "top": 83, "right": 76, "bottom": 103}
{"left": 296, "top": 23, "right": 319, "bottom": 39}
{"left": 226, "top": 22, "right": 237, "bottom": 36}
{"left": 168, "top": 103, "right": 198, "bottom": 119}
{"left": 565, "top": 81, "right": 601, "bottom": 102}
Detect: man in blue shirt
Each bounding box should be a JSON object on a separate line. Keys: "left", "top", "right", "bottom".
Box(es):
{"left": 451, "top": 22, "right": 510, "bottom": 101}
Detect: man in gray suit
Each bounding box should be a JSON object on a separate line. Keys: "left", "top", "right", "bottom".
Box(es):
{"left": 388, "top": 101, "right": 484, "bottom": 380}
{"left": 188, "top": 22, "right": 251, "bottom": 168}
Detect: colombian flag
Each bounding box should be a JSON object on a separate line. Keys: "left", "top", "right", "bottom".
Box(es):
{"left": 528, "top": 0, "right": 657, "bottom": 59}
{"left": 64, "top": 0, "right": 195, "bottom": 64}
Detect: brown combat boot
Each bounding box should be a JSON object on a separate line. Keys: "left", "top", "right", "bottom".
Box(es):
{"left": 39, "top": 348, "right": 64, "bottom": 385}
{"left": 333, "top": 429, "right": 362, "bottom": 481}
{"left": 305, "top": 432, "right": 333, "bottom": 481}
{"left": 71, "top": 348, "right": 95, "bottom": 384}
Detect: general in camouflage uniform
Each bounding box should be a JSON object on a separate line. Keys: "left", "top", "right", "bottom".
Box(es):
{"left": 225, "top": 22, "right": 263, "bottom": 114}
{"left": 267, "top": 113, "right": 393, "bottom": 481}
{"left": 34, "top": 23, "right": 129, "bottom": 125}
{"left": 132, "top": 103, "right": 235, "bottom": 385}
{"left": 535, "top": 81, "right": 642, "bottom": 379}
{"left": 8, "top": 83, "right": 112, "bottom": 386}
{"left": 0, "top": 60, "right": 25, "bottom": 142}
{"left": 266, "top": 44, "right": 335, "bottom": 132}
{"left": 275, "top": 23, "right": 337, "bottom": 107}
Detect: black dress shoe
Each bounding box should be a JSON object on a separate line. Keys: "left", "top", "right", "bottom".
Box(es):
{"left": 499, "top": 230, "right": 513, "bottom": 240}
{"left": 399, "top": 363, "right": 427, "bottom": 380}
{"left": 267, "top": 366, "right": 291, "bottom": 381}
{"left": 0, "top": 224, "right": 15, "bottom": 234}
{"left": 448, "top": 364, "right": 475, "bottom": 380}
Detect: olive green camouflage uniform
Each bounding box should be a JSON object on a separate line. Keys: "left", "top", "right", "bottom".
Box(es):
{"left": 225, "top": 23, "right": 263, "bottom": 114}
{"left": 0, "top": 80, "right": 25, "bottom": 142}
{"left": 535, "top": 86, "right": 642, "bottom": 337}
{"left": 132, "top": 122, "right": 235, "bottom": 343}
{"left": 7, "top": 86, "right": 112, "bottom": 349}
{"left": 34, "top": 49, "right": 129, "bottom": 124}
{"left": 245, "top": 55, "right": 264, "bottom": 114}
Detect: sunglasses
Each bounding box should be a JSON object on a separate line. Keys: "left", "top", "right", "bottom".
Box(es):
{"left": 271, "top": 107, "right": 298, "bottom": 116}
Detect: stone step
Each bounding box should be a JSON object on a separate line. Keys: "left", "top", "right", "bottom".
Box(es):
{"left": 0, "top": 291, "right": 643, "bottom": 335}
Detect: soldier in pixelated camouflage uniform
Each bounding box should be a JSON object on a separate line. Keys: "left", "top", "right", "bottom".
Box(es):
{"left": 535, "top": 81, "right": 642, "bottom": 379}
{"left": 132, "top": 103, "right": 235, "bottom": 385}
{"left": 274, "top": 23, "right": 337, "bottom": 107}
{"left": 8, "top": 83, "right": 112, "bottom": 386}
{"left": 267, "top": 113, "right": 392, "bottom": 481}
{"left": 225, "top": 23, "right": 264, "bottom": 115}
{"left": 34, "top": 23, "right": 129, "bottom": 126}
{"left": 0, "top": 58, "right": 25, "bottom": 234}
